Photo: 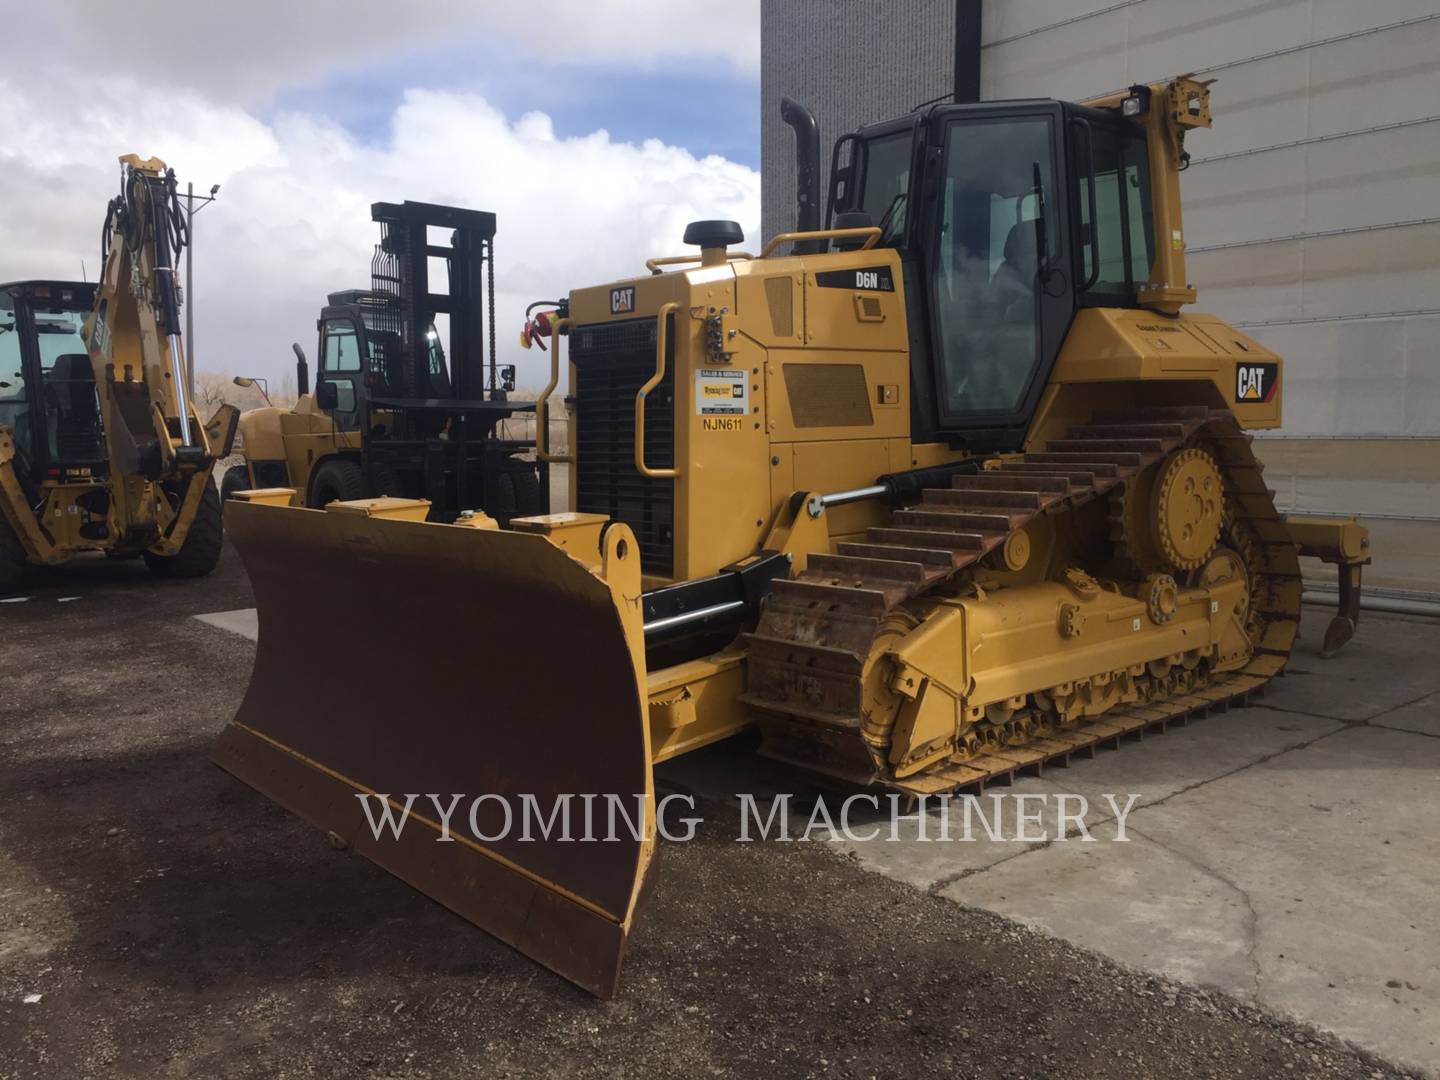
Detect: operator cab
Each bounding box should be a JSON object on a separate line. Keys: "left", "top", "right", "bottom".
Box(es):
{"left": 0, "top": 281, "right": 104, "bottom": 479}
{"left": 828, "top": 95, "right": 1158, "bottom": 451}
{"left": 315, "top": 289, "right": 452, "bottom": 431}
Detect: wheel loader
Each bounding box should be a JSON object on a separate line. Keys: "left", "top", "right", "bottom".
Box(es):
{"left": 213, "top": 77, "right": 1370, "bottom": 997}
{"left": 222, "top": 200, "right": 542, "bottom": 521}
{"left": 0, "top": 156, "right": 237, "bottom": 588}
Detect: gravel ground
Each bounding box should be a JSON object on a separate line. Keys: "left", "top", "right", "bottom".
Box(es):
{"left": 0, "top": 542, "right": 1423, "bottom": 1079}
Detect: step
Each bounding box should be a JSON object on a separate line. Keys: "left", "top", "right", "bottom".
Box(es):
{"left": 866, "top": 527, "right": 987, "bottom": 553}
{"left": 922, "top": 487, "right": 1042, "bottom": 510}
{"left": 745, "top": 632, "right": 866, "bottom": 671}
{"left": 951, "top": 473, "right": 1070, "bottom": 494}
{"left": 1026, "top": 451, "right": 1144, "bottom": 467}
{"left": 1045, "top": 437, "right": 1165, "bottom": 454}
{"left": 838, "top": 541, "right": 956, "bottom": 568}
{"left": 1009, "top": 459, "right": 1120, "bottom": 479}
{"left": 768, "top": 578, "right": 888, "bottom": 613}
{"left": 892, "top": 509, "right": 1014, "bottom": 533}
{"left": 808, "top": 552, "right": 927, "bottom": 584}
{"left": 996, "top": 463, "right": 1102, "bottom": 487}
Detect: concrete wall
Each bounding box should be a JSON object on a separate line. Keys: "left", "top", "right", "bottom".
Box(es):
{"left": 761, "top": 0, "right": 1440, "bottom": 593}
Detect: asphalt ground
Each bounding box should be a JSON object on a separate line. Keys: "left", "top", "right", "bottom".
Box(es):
{"left": 0, "top": 542, "right": 1426, "bottom": 1078}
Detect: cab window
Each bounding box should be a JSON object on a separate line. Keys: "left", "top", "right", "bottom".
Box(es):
{"left": 0, "top": 294, "right": 27, "bottom": 449}
{"left": 1076, "top": 121, "right": 1155, "bottom": 300}
{"left": 321, "top": 319, "right": 360, "bottom": 415}
{"left": 0, "top": 294, "right": 22, "bottom": 403}
{"left": 36, "top": 307, "right": 102, "bottom": 462}
{"left": 322, "top": 321, "right": 362, "bottom": 373}
{"left": 857, "top": 132, "right": 912, "bottom": 244}
{"left": 931, "top": 115, "right": 1057, "bottom": 417}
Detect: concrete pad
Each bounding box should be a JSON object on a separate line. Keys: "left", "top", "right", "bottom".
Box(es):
{"left": 663, "top": 707, "right": 1344, "bottom": 890}
{"left": 940, "top": 723, "right": 1440, "bottom": 1073}
{"left": 192, "top": 608, "right": 257, "bottom": 642}
{"left": 829, "top": 776, "right": 1112, "bottom": 889}
{"left": 1376, "top": 691, "right": 1440, "bottom": 738}
{"left": 1263, "top": 608, "right": 1440, "bottom": 722}
{"left": 1036, "top": 706, "right": 1344, "bottom": 810}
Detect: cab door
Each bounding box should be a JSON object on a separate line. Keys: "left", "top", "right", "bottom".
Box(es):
{"left": 316, "top": 313, "right": 364, "bottom": 431}
{"left": 0, "top": 291, "right": 35, "bottom": 464}
{"left": 920, "top": 103, "right": 1074, "bottom": 450}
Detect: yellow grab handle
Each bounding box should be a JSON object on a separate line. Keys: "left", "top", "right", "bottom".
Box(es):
{"left": 644, "top": 252, "right": 754, "bottom": 275}
{"left": 635, "top": 302, "right": 679, "bottom": 480}
{"left": 759, "top": 226, "right": 881, "bottom": 258}
{"left": 536, "top": 316, "right": 574, "bottom": 464}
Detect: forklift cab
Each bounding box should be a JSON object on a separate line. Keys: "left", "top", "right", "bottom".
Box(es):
{"left": 0, "top": 281, "right": 104, "bottom": 479}
{"left": 313, "top": 290, "right": 451, "bottom": 432}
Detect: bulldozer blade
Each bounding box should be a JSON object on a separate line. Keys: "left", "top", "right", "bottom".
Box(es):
{"left": 212, "top": 500, "right": 653, "bottom": 998}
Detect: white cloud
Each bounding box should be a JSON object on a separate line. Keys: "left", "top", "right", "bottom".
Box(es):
{"left": 0, "top": 73, "right": 760, "bottom": 392}
{"left": 22, "top": 1, "right": 761, "bottom": 104}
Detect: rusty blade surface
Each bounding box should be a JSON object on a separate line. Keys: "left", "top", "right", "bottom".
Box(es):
{"left": 212, "top": 501, "right": 653, "bottom": 998}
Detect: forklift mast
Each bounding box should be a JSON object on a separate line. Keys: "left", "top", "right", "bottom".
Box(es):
{"left": 366, "top": 200, "right": 499, "bottom": 410}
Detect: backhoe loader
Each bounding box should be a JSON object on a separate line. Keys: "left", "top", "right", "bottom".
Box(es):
{"left": 213, "top": 77, "right": 1370, "bottom": 997}
{"left": 0, "top": 156, "right": 237, "bottom": 587}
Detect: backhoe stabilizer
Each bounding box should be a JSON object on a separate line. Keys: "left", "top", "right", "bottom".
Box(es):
{"left": 211, "top": 495, "right": 655, "bottom": 997}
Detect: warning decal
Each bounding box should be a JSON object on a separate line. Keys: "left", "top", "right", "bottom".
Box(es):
{"left": 695, "top": 367, "right": 748, "bottom": 417}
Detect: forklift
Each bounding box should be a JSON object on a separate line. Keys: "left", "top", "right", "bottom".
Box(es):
{"left": 224, "top": 201, "right": 542, "bottom": 520}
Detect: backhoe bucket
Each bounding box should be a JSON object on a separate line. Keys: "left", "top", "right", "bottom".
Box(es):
{"left": 212, "top": 497, "right": 653, "bottom": 998}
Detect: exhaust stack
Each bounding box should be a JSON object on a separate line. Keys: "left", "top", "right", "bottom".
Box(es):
{"left": 780, "top": 97, "right": 822, "bottom": 254}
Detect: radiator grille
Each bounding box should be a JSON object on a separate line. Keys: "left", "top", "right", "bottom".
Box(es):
{"left": 572, "top": 316, "right": 675, "bottom": 575}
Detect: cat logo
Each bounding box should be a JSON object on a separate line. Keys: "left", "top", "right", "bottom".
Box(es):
{"left": 1235, "top": 362, "right": 1279, "bottom": 403}
{"left": 610, "top": 286, "right": 635, "bottom": 315}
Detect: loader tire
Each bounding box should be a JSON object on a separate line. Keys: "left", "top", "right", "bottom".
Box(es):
{"left": 220, "top": 464, "right": 251, "bottom": 502}
{"left": 507, "top": 457, "right": 543, "bottom": 516}
{"left": 309, "top": 458, "right": 365, "bottom": 507}
{"left": 0, "top": 512, "right": 29, "bottom": 591}
{"left": 369, "top": 464, "right": 408, "bottom": 498}
{"left": 492, "top": 457, "right": 542, "bottom": 521}
{"left": 144, "top": 480, "right": 223, "bottom": 579}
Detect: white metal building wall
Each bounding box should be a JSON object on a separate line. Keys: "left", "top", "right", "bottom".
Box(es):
{"left": 761, "top": 0, "right": 1440, "bottom": 592}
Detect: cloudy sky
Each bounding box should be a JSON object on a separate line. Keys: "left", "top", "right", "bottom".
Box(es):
{"left": 0, "top": 2, "right": 761, "bottom": 391}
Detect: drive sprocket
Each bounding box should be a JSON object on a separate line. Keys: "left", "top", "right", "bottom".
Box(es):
{"left": 1153, "top": 447, "right": 1225, "bottom": 571}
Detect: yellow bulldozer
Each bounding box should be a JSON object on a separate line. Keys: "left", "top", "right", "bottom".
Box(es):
{"left": 213, "top": 77, "right": 1369, "bottom": 997}
{"left": 0, "top": 155, "right": 237, "bottom": 587}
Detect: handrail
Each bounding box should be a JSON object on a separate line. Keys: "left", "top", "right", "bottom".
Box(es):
{"left": 759, "top": 226, "right": 882, "bottom": 259}
{"left": 635, "top": 302, "right": 679, "bottom": 479}
{"left": 535, "top": 316, "right": 573, "bottom": 464}
{"left": 644, "top": 252, "right": 754, "bottom": 275}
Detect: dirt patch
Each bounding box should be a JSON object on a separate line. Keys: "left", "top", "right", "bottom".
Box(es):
{"left": 0, "top": 545, "right": 1422, "bottom": 1078}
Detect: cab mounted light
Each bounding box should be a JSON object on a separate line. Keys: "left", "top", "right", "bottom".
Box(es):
{"left": 1121, "top": 84, "right": 1152, "bottom": 118}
